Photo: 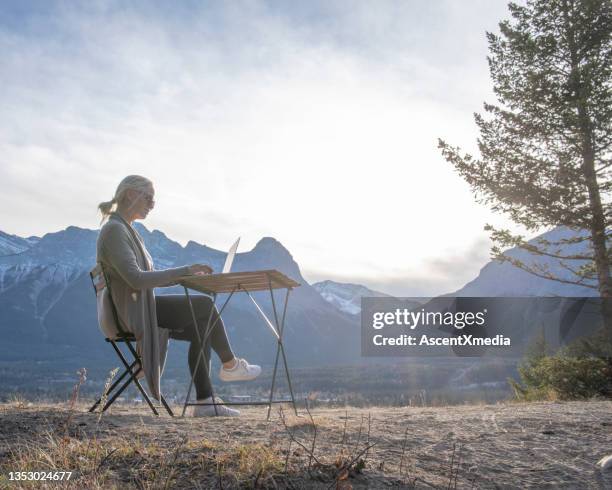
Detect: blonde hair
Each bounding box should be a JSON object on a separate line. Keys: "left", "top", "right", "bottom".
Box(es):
{"left": 98, "top": 175, "right": 153, "bottom": 223}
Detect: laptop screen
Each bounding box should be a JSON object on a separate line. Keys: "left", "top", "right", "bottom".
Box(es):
{"left": 222, "top": 237, "right": 240, "bottom": 273}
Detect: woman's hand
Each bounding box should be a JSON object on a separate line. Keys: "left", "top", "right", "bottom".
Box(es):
{"left": 188, "top": 263, "right": 213, "bottom": 276}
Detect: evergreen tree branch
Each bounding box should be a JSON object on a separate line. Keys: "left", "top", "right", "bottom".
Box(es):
{"left": 493, "top": 252, "right": 598, "bottom": 289}
{"left": 485, "top": 224, "right": 597, "bottom": 260}
{"left": 557, "top": 259, "right": 597, "bottom": 280}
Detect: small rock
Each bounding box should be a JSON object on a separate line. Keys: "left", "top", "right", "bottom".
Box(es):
{"left": 597, "top": 455, "right": 612, "bottom": 471}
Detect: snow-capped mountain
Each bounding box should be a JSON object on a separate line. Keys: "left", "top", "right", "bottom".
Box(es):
{"left": 0, "top": 222, "right": 603, "bottom": 369}
{"left": 311, "top": 228, "right": 602, "bottom": 352}
{"left": 0, "top": 231, "right": 39, "bottom": 256}
{"left": 0, "top": 224, "right": 359, "bottom": 365}
{"left": 453, "top": 227, "right": 598, "bottom": 297}
{"left": 313, "top": 227, "right": 598, "bottom": 315}
{"left": 312, "top": 280, "right": 390, "bottom": 315}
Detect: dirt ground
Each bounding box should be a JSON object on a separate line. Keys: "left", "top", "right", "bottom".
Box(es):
{"left": 0, "top": 400, "right": 611, "bottom": 489}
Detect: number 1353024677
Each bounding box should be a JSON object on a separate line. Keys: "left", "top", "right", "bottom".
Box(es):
{"left": 8, "top": 471, "right": 72, "bottom": 481}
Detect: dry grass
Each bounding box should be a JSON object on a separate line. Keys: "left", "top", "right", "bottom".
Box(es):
{"left": 1, "top": 399, "right": 612, "bottom": 489}
{"left": 0, "top": 420, "right": 287, "bottom": 489}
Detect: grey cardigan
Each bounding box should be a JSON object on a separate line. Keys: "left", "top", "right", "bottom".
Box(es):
{"left": 96, "top": 213, "right": 190, "bottom": 400}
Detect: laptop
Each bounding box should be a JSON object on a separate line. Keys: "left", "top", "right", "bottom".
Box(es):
{"left": 221, "top": 237, "right": 240, "bottom": 273}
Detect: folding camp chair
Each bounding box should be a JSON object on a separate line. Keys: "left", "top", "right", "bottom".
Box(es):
{"left": 88, "top": 263, "right": 174, "bottom": 416}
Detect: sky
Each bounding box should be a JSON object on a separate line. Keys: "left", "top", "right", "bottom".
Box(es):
{"left": 0, "top": 0, "right": 533, "bottom": 296}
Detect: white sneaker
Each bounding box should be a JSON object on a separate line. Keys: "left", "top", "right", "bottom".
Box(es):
{"left": 219, "top": 357, "right": 262, "bottom": 382}
{"left": 192, "top": 397, "right": 240, "bottom": 417}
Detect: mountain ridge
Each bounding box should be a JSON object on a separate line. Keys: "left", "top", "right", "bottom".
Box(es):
{"left": 0, "top": 224, "right": 602, "bottom": 368}
{"left": 312, "top": 280, "right": 390, "bottom": 315}
{"left": 0, "top": 223, "right": 359, "bottom": 366}
{"left": 452, "top": 227, "right": 597, "bottom": 297}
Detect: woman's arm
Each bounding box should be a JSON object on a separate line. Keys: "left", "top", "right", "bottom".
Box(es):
{"left": 101, "top": 223, "right": 191, "bottom": 290}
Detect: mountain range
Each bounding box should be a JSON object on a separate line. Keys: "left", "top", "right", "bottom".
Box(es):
{"left": 0, "top": 225, "right": 358, "bottom": 368}
{"left": 0, "top": 224, "right": 600, "bottom": 370}
{"left": 452, "top": 227, "right": 597, "bottom": 297}
{"left": 312, "top": 280, "right": 389, "bottom": 315}
{"left": 314, "top": 227, "right": 597, "bottom": 315}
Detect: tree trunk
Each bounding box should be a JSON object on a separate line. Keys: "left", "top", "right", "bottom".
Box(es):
{"left": 563, "top": 0, "right": 612, "bottom": 346}
{"left": 580, "top": 127, "right": 612, "bottom": 345}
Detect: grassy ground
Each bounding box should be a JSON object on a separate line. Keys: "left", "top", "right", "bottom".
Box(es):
{"left": 0, "top": 399, "right": 611, "bottom": 489}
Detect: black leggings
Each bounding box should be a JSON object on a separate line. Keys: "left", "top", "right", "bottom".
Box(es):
{"left": 155, "top": 294, "right": 235, "bottom": 399}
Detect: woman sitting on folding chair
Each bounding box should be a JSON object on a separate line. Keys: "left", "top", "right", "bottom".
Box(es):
{"left": 96, "top": 174, "right": 260, "bottom": 417}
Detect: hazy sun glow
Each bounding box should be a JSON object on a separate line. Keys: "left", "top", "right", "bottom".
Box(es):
{"left": 0, "top": 0, "right": 530, "bottom": 295}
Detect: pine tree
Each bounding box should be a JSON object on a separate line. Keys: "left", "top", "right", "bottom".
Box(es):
{"left": 438, "top": 0, "right": 611, "bottom": 343}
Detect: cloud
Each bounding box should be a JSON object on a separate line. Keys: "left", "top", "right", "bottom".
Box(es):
{"left": 0, "top": 0, "right": 523, "bottom": 296}
{"left": 303, "top": 236, "right": 492, "bottom": 296}
{"left": 425, "top": 236, "right": 491, "bottom": 280}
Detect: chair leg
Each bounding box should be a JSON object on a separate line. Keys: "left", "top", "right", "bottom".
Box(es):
{"left": 102, "top": 365, "right": 160, "bottom": 416}
{"left": 92, "top": 340, "right": 174, "bottom": 416}
{"left": 109, "top": 340, "right": 160, "bottom": 416}
{"left": 89, "top": 359, "right": 138, "bottom": 413}
{"left": 160, "top": 394, "right": 174, "bottom": 417}
{"left": 101, "top": 368, "right": 140, "bottom": 412}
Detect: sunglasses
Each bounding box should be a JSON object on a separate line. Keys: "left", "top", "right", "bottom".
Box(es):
{"left": 141, "top": 192, "right": 155, "bottom": 207}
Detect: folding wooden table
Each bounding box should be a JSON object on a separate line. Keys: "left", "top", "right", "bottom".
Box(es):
{"left": 178, "top": 270, "right": 300, "bottom": 418}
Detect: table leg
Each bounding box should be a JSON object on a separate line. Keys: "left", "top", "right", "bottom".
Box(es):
{"left": 242, "top": 284, "right": 298, "bottom": 419}
{"left": 268, "top": 283, "right": 298, "bottom": 418}
{"left": 181, "top": 287, "right": 237, "bottom": 417}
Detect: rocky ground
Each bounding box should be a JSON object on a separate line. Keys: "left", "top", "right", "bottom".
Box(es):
{"left": 0, "top": 400, "right": 611, "bottom": 489}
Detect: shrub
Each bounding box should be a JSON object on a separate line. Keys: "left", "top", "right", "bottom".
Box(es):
{"left": 510, "top": 355, "right": 612, "bottom": 401}
{"left": 509, "top": 329, "right": 612, "bottom": 401}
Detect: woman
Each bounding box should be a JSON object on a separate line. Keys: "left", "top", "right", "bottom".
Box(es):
{"left": 96, "top": 175, "right": 260, "bottom": 417}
